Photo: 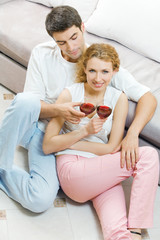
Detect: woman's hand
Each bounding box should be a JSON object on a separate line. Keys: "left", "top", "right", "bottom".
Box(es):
{"left": 84, "top": 117, "right": 106, "bottom": 135}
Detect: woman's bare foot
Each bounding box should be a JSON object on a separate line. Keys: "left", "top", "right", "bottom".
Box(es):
{"left": 128, "top": 228, "right": 142, "bottom": 240}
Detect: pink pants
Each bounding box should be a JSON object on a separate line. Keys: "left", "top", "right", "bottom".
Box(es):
{"left": 57, "top": 146, "right": 159, "bottom": 240}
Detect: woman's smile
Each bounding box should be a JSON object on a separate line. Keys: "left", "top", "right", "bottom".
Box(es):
{"left": 93, "top": 82, "right": 104, "bottom": 88}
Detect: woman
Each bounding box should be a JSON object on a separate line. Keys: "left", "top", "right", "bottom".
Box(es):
{"left": 43, "top": 43, "right": 159, "bottom": 240}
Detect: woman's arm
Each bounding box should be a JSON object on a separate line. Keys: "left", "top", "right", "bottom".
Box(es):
{"left": 43, "top": 91, "right": 128, "bottom": 155}
{"left": 43, "top": 88, "right": 86, "bottom": 154}
{"left": 43, "top": 113, "right": 106, "bottom": 154}
{"left": 70, "top": 93, "right": 128, "bottom": 155}
{"left": 43, "top": 87, "right": 109, "bottom": 154}
{"left": 43, "top": 115, "right": 89, "bottom": 154}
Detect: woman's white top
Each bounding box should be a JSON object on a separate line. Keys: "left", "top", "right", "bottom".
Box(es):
{"left": 56, "top": 83, "right": 122, "bottom": 158}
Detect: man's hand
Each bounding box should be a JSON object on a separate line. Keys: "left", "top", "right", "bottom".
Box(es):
{"left": 112, "top": 132, "right": 139, "bottom": 170}
{"left": 57, "top": 102, "right": 85, "bottom": 124}
{"left": 112, "top": 92, "right": 157, "bottom": 170}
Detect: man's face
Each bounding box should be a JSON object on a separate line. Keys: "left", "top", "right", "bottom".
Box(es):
{"left": 53, "top": 24, "right": 86, "bottom": 63}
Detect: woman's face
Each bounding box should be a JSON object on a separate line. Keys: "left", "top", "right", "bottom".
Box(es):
{"left": 84, "top": 57, "right": 116, "bottom": 92}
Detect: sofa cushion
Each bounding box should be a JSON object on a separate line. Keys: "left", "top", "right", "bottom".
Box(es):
{"left": 0, "top": 0, "right": 51, "bottom": 67}
{"left": 26, "top": 0, "right": 99, "bottom": 22}
{"left": 0, "top": 53, "right": 26, "bottom": 93}
{"left": 126, "top": 93, "right": 160, "bottom": 148}
{"left": 85, "top": 0, "right": 160, "bottom": 63}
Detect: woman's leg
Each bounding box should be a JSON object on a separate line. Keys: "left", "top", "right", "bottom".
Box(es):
{"left": 57, "top": 146, "right": 159, "bottom": 238}
{"left": 128, "top": 146, "right": 159, "bottom": 228}
{"left": 92, "top": 184, "right": 132, "bottom": 240}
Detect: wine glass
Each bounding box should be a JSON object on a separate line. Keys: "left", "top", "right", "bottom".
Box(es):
{"left": 80, "top": 97, "right": 112, "bottom": 118}
{"left": 80, "top": 96, "right": 96, "bottom": 116}
{"left": 96, "top": 105, "right": 112, "bottom": 118}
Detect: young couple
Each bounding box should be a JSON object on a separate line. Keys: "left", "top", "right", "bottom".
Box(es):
{"left": 0, "top": 5, "right": 159, "bottom": 240}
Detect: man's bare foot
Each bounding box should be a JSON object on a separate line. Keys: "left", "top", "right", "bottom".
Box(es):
{"left": 128, "top": 228, "right": 142, "bottom": 240}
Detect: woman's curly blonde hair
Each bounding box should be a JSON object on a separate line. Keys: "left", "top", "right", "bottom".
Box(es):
{"left": 75, "top": 43, "right": 120, "bottom": 83}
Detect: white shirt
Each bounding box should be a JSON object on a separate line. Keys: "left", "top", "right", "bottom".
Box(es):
{"left": 56, "top": 83, "right": 122, "bottom": 158}
{"left": 24, "top": 41, "right": 150, "bottom": 132}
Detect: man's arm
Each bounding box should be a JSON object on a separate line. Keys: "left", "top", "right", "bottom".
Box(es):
{"left": 40, "top": 100, "right": 85, "bottom": 124}
{"left": 40, "top": 101, "right": 58, "bottom": 119}
{"left": 24, "top": 46, "right": 85, "bottom": 124}
{"left": 118, "top": 91, "right": 157, "bottom": 170}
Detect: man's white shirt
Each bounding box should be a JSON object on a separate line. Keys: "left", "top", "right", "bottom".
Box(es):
{"left": 24, "top": 41, "right": 150, "bottom": 132}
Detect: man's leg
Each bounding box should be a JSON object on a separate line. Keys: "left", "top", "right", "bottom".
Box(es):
{"left": 0, "top": 128, "right": 59, "bottom": 212}
{"left": 0, "top": 92, "right": 40, "bottom": 169}
{"left": 0, "top": 92, "right": 59, "bottom": 212}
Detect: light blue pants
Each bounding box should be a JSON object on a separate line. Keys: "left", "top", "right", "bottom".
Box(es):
{"left": 0, "top": 93, "right": 59, "bottom": 213}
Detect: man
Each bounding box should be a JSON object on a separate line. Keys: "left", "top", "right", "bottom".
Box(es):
{"left": 0, "top": 6, "right": 157, "bottom": 213}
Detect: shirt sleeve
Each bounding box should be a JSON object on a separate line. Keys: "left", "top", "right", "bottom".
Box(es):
{"left": 111, "top": 66, "right": 150, "bottom": 102}
{"left": 23, "top": 46, "right": 46, "bottom": 101}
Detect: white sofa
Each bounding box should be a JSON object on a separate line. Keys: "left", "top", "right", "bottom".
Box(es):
{"left": 0, "top": 0, "right": 160, "bottom": 182}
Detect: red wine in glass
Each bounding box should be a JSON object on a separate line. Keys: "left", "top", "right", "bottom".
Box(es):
{"left": 80, "top": 103, "right": 96, "bottom": 115}
{"left": 97, "top": 106, "right": 112, "bottom": 119}
{"left": 80, "top": 103, "right": 112, "bottom": 118}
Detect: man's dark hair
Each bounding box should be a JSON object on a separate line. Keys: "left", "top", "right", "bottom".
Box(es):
{"left": 45, "top": 6, "right": 82, "bottom": 37}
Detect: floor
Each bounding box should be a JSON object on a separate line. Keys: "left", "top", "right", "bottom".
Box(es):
{"left": 0, "top": 84, "right": 160, "bottom": 240}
